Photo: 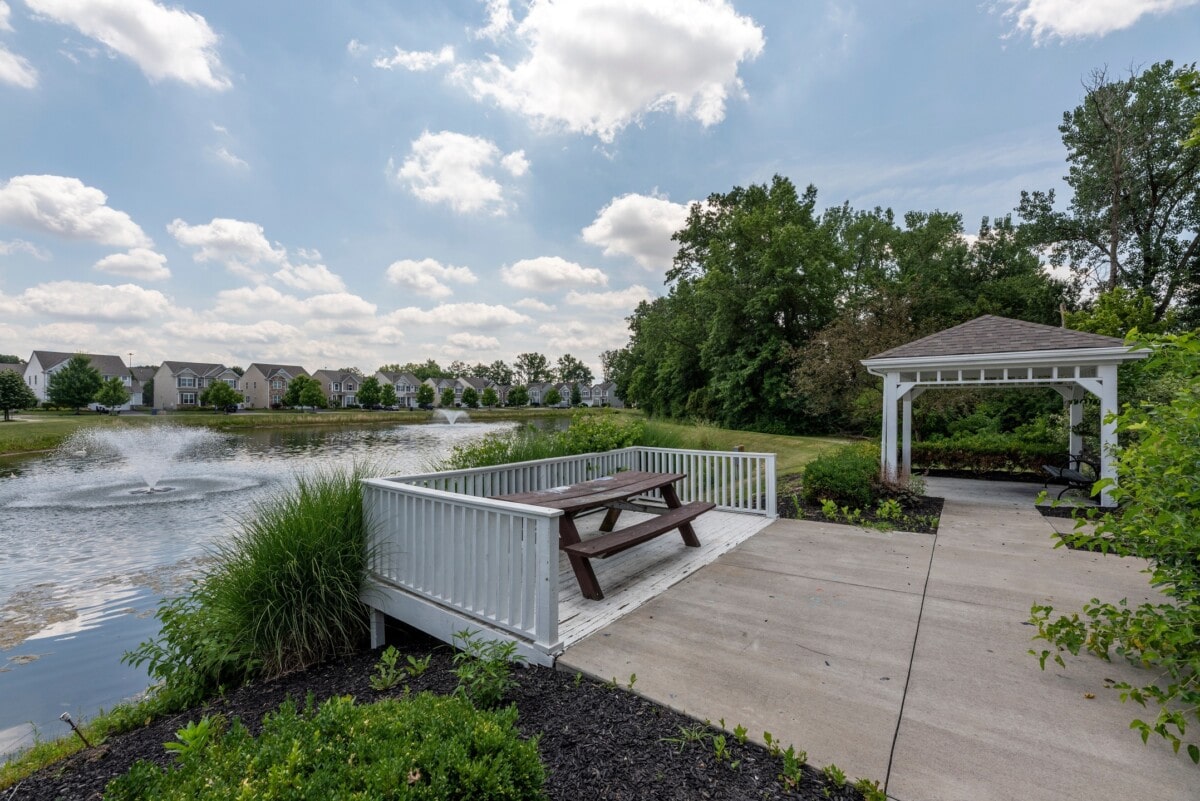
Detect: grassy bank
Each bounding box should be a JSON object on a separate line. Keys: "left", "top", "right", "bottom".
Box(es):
{"left": 640, "top": 418, "right": 850, "bottom": 477}
{"left": 0, "top": 407, "right": 574, "bottom": 457}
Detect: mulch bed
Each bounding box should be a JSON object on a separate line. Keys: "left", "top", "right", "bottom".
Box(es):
{"left": 775, "top": 476, "right": 943, "bottom": 535}
{"left": 10, "top": 629, "right": 868, "bottom": 801}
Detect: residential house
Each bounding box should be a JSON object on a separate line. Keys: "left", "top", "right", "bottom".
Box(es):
{"left": 24, "top": 351, "right": 136, "bottom": 409}
{"left": 376, "top": 371, "right": 422, "bottom": 408}
{"left": 591, "top": 381, "right": 624, "bottom": 408}
{"left": 311, "top": 369, "right": 360, "bottom": 408}
{"left": 241, "top": 363, "right": 310, "bottom": 409}
{"left": 424, "top": 377, "right": 458, "bottom": 406}
{"left": 153, "top": 361, "right": 240, "bottom": 409}
{"left": 129, "top": 366, "right": 157, "bottom": 407}
{"left": 456, "top": 376, "right": 489, "bottom": 407}
{"left": 525, "top": 381, "right": 556, "bottom": 406}
{"left": 553, "top": 382, "right": 574, "bottom": 408}
{"left": 488, "top": 383, "right": 511, "bottom": 407}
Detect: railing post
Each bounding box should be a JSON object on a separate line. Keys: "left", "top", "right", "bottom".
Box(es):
{"left": 533, "top": 511, "right": 558, "bottom": 651}
{"left": 765, "top": 452, "right": 777, "bottom": 518}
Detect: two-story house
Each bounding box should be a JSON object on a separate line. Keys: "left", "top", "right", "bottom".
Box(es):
{"left": 24, "top": 351, "right": 136, "bottom": 409}
{"left": 241, "top": 363, "right": 310, "bottom": 409}
{"left": 153, "top": 361, "right": 240, "bottom": 409}
{"left": 311, "top": 369, "right": 359, "bottom": 407}
{"left": 526, "top": 381, "right": 556, "bottom": 406}
{"left": 591, "top": 381, "right": 624, "bottom": 408}
{"left": 376, "top": 371, "right": 422, "bottom": 408}
{"left": 423, "top": 377, "right": 458, "bottom": 406}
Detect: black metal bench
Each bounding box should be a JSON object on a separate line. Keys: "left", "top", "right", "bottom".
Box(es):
{"left": 1042, "top": 456, "right": 1098, "bottom": 500}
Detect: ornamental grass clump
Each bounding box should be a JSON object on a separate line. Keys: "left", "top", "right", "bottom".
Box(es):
{"left": 125, "top": 465, "right": 375, "bottom": 712}
{"left": 105, "top": 693, "right": 545, "bottom": 800}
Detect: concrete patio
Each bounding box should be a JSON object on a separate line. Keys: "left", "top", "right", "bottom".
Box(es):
{"left": 558, "top": 477, "right": 1197, "bottom": 800}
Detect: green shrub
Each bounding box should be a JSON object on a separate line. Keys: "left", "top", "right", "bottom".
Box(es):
{"left": 911, "top": 432, "right": 1064, "bottom": 474}
{"left": 125, "top": 466, "right": 375, "bottom": 711}
{"left": 436, "top": 410, "right": 644, "bottom": 470}
{"left": 1030, "top": 332, "right": 1200, "bottom": 762}
{"left": 452, "top": 630, "right": 524, "bottom": 709}
{"left": 105, "top": 693, "right": 545, "bottom": 800}
{"left": 801, "top": 443, "right": 879, "bottom": 508}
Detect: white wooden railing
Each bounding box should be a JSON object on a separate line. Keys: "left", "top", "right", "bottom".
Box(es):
{"left": 361, "top": 447, "right": 775, "bottom": 663}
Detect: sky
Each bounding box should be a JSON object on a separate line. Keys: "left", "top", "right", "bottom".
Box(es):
{"left": 0, "top": 0, "right": 1196, "bottom": 377}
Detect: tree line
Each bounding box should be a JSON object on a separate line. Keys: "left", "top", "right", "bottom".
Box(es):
{"left": 606, "top": 60, "right": 1199, "bottom": 435}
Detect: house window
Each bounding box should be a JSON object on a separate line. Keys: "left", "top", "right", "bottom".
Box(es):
{"left": 180, "top": 392, "right": 197, "bottom": 405}
{"left": 332, "top": 382, "right": 342, "bottom": 392}
{"left": 271, "top": 379, "right": 284, "bottom": 389}
{"left": 224, "top": 378, "right": 238, "bottom": 388}
{"left": 178, "top": 376, "right": 196, "bottom": 388}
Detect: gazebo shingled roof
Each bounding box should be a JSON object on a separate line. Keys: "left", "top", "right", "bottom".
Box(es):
{"left": 867, "top": 315, "right": 1125, "bottom": 361}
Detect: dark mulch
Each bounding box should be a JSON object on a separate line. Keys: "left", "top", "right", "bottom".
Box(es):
{"left": 775, "top": 476, "right": 943, "bottom": 535}
{"left": 10, "top": 630, "right": 867, "bottom": 801}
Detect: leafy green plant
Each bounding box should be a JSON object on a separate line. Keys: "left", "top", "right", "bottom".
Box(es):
{"left": 854, "top": 777, "right": 887, "bottom": 801}
{"left": 820, "top": 498, "right": 840, "bottom": 520}
{"left": 875, "top": 498, "right": 903, "bottom": 520}
{"left": 451, "top": 629, "right": 524, "bottom": 709}
{"left": 105, "top": 693, "right": 544, "bottom": 800}
{"left": 627, "top": 672, "right": 637, "bottom": 690}
{"left": 404, "top": 653, "right": 432, "bottom": 678}
{"left": 711, "top": 734, "right": 729, "bottom": 762}
{"left": 762, "top": 730, "right": 782, "bottom": 758}
{"left": 778, "top": 745, "right": 807, "bottom": 789}
{"left": 368, "top": 646, "right": 406, "bottom": 691}
{"left": 660, "top": 724, "right": 708, "bottom": 753}
{"left": 732, "top": 723, "right": 748, "bottom": 745}
{"left": 162, "top": 716, "right": 225, "bottom": 758}
{"left": 822, "top": 762, "right": 847, "bottom": 787}
{"left": 1029, "top": 332, "right": 1200, "bottom": 762}
{"left": 802, "top": 443, "right": 879, "bottom": 508}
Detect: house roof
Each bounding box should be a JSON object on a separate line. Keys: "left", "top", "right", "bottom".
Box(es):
{"left": 32, "top": 350, "right": 130, "bottom": 377}
{"left": 247, "top": 363, "right": 308, "bottom": 379}
{"left": 865, "top": 315, "right": 1126, "bottom": 361}
{"left": 459, "top": 376, "right": 489, "bottom": 390}
{"left": 378, "top": 371, "right": 421, "bottom": 385}
{"left": 312, "top": 369, "right": 358, "bottom": 384}
{"left": 130, "top": 366, "right": 158, "bottom": 382}
{"left": 161, "top": 360, "right": 229, "bottom": 377}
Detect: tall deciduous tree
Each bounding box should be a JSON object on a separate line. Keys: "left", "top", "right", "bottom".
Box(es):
{"left": 555, "top": 354, "right": 593, "bottom": 385}
{"left": 440, "top": 387, "right": 456, "bottom": 407}
{"left": 416, "top": 383, "right": 435, "bottom": 407}
{"left": 543, "top": 387, "right": 562, "bottom": 407}
{"left": 379, "top": 382, "right": 398, "bottom": 408}
{"left": 461, "top": 387, "right": 479, "bottom": 408}
{"left": 506, "top": 385, "right": 528, "bottom": 406}
{"left": 514, "top": 352, "right": 552, "bottom": 385}
{"left": 47, "top": 355, "right": 102, "bottom": 413}
{"left": 94, "top": 376, "right": 131, "bottom": 411}
{"left": 1018, "top": 61, "right": 1200, "bottom": 321}
{"left": 283, "top": 375, "right": 325, "bottom": 408}
{"left": 356, "top": 376, "right": 382, "bottom": 407}
{"left": 481, "top": 386, "right": 498, "bottom": 407}
{"left": 0, "top": 369, "right": 37, "bottom": 421}
{"left": 200, "top": 380, "right": 242, "bottom": 411}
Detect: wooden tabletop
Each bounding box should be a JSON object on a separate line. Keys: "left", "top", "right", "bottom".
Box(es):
{"left": 490, "top": 471, "right": 684, "bottom": 515}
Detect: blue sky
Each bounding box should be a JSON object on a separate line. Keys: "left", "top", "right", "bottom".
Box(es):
{"left": 0, "top": 0, "right": 1195, "bottom": 376}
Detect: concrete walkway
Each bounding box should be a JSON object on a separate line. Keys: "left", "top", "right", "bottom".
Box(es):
{"left": 558, "top": 478, "right": 1197, "bottom": 800}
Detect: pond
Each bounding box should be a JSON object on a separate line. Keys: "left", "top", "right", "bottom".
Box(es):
{"left": 0, "top": 418, "right": 531, "bottom": 760}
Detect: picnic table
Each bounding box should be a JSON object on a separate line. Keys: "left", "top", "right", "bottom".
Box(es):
{"left": 490, "top": 471, "right": 714, "bottom": 600}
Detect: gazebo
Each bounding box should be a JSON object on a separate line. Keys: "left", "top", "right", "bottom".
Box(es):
{"left": 860, "top": 315, "right": 1148, "bottom": 506}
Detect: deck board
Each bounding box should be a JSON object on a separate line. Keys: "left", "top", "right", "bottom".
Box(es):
{"left": 556, "top": 509, "right": 773, "bottom": 648}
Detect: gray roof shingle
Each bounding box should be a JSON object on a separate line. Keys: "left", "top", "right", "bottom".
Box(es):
{"left": 866, "top": 315, "right": 1126, "bottom": 361}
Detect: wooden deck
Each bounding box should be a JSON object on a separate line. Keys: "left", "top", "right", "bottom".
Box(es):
{"left": 556, "top": 508, "right": 773, "bottom": 648}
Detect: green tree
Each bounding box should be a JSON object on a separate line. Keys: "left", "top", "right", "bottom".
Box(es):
{"left": 283, "top": 375, "right": 325, "bottom": 408}
{"left": 556, "top": 354, "right": 593, "bottom": 385}
{"left": 570, "top": 383, "right": 582, "bottom": 406}
{"left": 543, "top": 387, "right": 562, "bottom": 407}
{"left": 1031, "top": 332, "right": 1200, "bottom": 762}
{"left": 461, "top": 387, "right": 479, "bottom": 408}
{"left": 479, "top": 360, "right": 514, "bottom": 385}
{"left": 47, "top": 354, "right": 102, "bottom": 413}
{"left": 514, "top": 352, "right": 552, "bottom": 385}
{"left": 446, "top": 360, "right": 470, "bottom": 378}
{"left": 1179, "top": 67, "right": 1200, "bottom": 148}
{"left": 356, "top": 376, "right": 382, "bottom": 407}
{"left": 1018, "top": 61, "right": 1200, "bottom": 321}
{"left": 481, "top": 386, "right": 498, "bottom": 407}
{"left": 0, "top": 354, "right": 20, "bottom": 363}
{"left": 0, "top": 369, "right": 37, "bottom": 421}
{"left": 506, "top": 385, "right": 528, "bottom": 406}
{"left": 378, "top": 382, "right": 398, "bottom": 408}
{"left": 141, "top": 377, "right": 154, "bottom": 406}
{"left": 416, "top": 383, "right": 435, "bottom": 407}
{"left": 200, "top": 380, "right": 242, "bottom": 411}
{"left": 440, "top": 387, "right": 456, "bottom": 407}
{"left": 94, "top": 376, "right": 131, "bottom": 411}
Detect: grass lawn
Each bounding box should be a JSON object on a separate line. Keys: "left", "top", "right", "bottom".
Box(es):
{"left": 641, "top": 417, "right": 852, "bottom": 477}
{"left": 0, "top": 407, "right": 575, "bottom": 457}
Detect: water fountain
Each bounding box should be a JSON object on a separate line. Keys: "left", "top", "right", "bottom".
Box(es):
{"left": 433, "top": 409, "right": 469, "bottom": 424}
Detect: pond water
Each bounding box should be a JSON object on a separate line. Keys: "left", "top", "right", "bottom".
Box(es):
{"left": 0, "top": 419, "right": 529, "bottom": 760}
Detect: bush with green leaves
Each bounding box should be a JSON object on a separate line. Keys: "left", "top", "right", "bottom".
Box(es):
{"left": 436, "top": 410, "right": 644, "bottom": 471}
{"left": 105, "top": 693, "right": 544, "bottom": 800}
{"left": 1030, "top": 332, "right": 1200, "bottom": 762}
{"left": 125, "top": 466, "right": 374, "bottom": 711}
{"left": 801, "top": 442, "right": 880, "bottom": 508}
{"left": 452, "top": 629, "right": 524, "bottom": 709}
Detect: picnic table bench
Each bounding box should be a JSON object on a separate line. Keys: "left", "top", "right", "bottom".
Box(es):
{"left": 491, "top": 471, "right": 714, "bottom": 600}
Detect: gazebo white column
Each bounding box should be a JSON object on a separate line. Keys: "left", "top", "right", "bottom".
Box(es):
{"left": 1068, "top": 385, "right": 1086, "bottom": 460}
{"left": 880, "top": 370, "right": 899, "bottom": 480}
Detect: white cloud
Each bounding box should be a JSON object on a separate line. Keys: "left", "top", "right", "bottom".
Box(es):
{"left": 26, "top": 0, "right": 229, "bottom": 89}
{"left": 387, "top": 302, "right": 531, "bottom": 328}
{"left": 1000, "top": 0, "right": 1199, "bottom": 40}
{"left": 19, "top": 280, "right": 171, "bottom": 321}
{"left": 500, "top": 150, "right": 529, "bottom": 176}
{"left": 0, "top": 238, "right": 51, "bottom": 259}
{"left": 474, "top": 0, "right": 514, "bottom": 39}
{"left": 0, "top": 2, "right": 12, "bottom": 31}
{"left": 346, "top": 38, "right": 367, "bottom": 56}
{"left": 305, "top": 292, "right": 377, "bottom": 318}
{"left": 94, "top": 248, "right": 169, "bottom": 280}
{"left": 0, "top": 175, "right": 151, "bottom": 248}
{"left": 213, "top": 285, "right": 376, "bottom": 319}
{"left": 385, "top": 258, "right": 478, "bottom": 299}
{"left": 373, "top": 44, "right": 454, "bottom": 71}
{"left": 501, "top": 256, "right": 607, "bottom": 292}
{"left": 211, "top": 146, "right": 248, "bottom": 169}
{"left": 565, "top": 284, "right": 654, "bottom": 310}
{"left": 274, "top": 263, "right": 346, "bottom": 294}
{"left": 161, "top": 318, "right": 303, "bottom": 345}
{"left": 0, "top": 44, "right": 35, "bottom": 88}
{"left": 515, "top": 297, "right": 554, "bottom": 312}
{"left": 448, "top": 332, "right": 500, "bottom": 349}
{"left": 396, "top": 130, "right": 526, "bottom": 214}
{"left": 582, "top": 192, "right": 690, "bottom": 270}
{"left": 456, "top": 0, "right": 764, "bottom": 142}
{"left": 536, "top": 320, "right": 630, "bottom": 354}
{"left": 168, "top": 217, "right": 286, "bottom": 277}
